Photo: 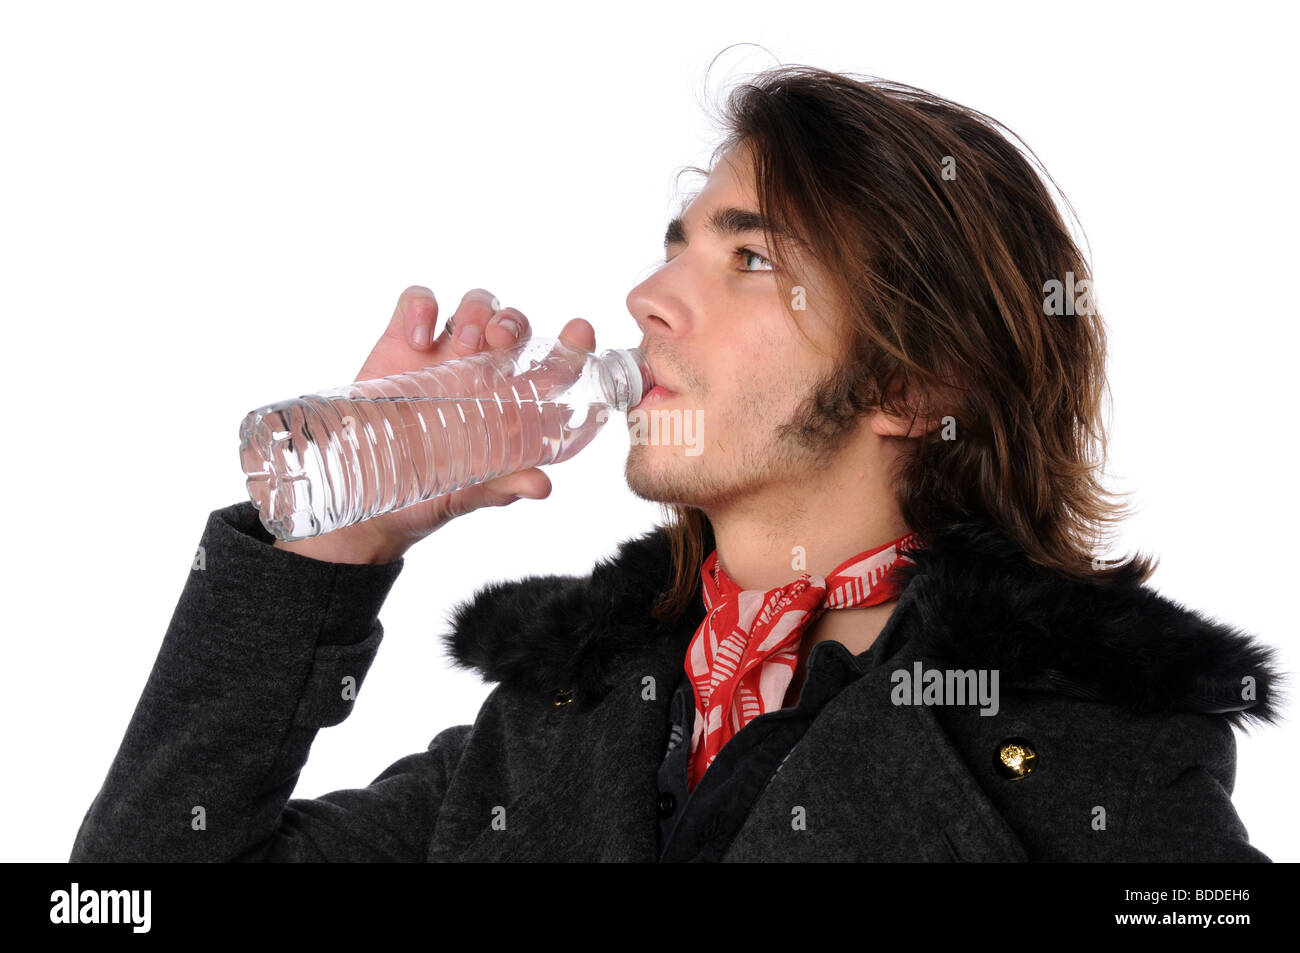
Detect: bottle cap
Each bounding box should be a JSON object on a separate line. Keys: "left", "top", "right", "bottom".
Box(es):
{"left": 600, "top": 347, "right": 653, "bottom": 411}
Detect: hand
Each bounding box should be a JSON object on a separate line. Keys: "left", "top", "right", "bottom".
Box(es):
{"left": 273, "top": 286, "right": 596, "bottom": 564}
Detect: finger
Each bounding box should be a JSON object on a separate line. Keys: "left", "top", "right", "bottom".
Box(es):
{"left": 488, "top": 467, "right": 553, "bottom": 501}
{"left": 356, "top": 286, "right": 438, "bottom": 381}
{"left": 483, "top": 306, "right": 530, "bottom": 348}
{"left": 397, "top": 286, "right": 439, "bottom": 351}
{"left": 440, "top": 288, "right": 502, "bottom": 356}
{"left": 558, "top": 317, "right": 596, "bottom": 353}
{"left": 450, "top": 468, "right": 553, "bottom": 516}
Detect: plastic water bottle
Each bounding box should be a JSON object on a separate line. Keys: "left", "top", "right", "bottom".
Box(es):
{"left": 238, "top": 337, "right": 653, "bottom": 541}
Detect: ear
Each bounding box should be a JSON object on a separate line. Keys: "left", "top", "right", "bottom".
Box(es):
{"left": 868, "top": 374, "right": 958, "bottom": 439}
{"left": 868, "top": 381, "right": 950, "bottom": 439}
{"left": 870, "top": 407, "right": 944, "bottom": 439}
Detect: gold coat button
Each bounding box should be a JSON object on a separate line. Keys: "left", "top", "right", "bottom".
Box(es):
{"left": 995, "top": 737, "right": 1037, "bottom": 779}
{"left": 552, "top": 688, "right": 575, "bottom": 707}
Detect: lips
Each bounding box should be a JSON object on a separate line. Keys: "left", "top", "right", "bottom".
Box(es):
{"left": 642, "top": 354, "right": 680, "bottom": 396}
{"left": 633, "top": 384, "right": 676, "bottom": 411}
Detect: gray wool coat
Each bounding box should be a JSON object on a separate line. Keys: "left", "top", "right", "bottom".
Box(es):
{"left": 70, "top": 501, "right": 1282, "bottom": 862}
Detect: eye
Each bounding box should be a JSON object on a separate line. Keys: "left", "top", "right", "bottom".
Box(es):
{"left": 736, "top": 248, "right": 774, "bottom": 272}
{"left": 659, "top": 248, "right": 774, "bottom": 272}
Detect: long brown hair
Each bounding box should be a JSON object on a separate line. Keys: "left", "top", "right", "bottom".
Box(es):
{"left": 650, "top": 61, "right": 1157, "bottom": 624}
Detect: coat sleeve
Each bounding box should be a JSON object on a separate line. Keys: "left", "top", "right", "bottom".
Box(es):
{"left": 233, "top": 723, "right": 473, "bottom": 862}
{"left": 1126, "top": 713, "right": 1271, "bottom": 862}
{"left": 69, "top": 500, "right": 469, "bottom": 862}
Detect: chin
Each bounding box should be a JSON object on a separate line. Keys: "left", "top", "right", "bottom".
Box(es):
{"left": 625, "top": 447, "right": 690, "bottom": 504}
{"left": 625, "top": 447, "right": 730, "bottom": 509}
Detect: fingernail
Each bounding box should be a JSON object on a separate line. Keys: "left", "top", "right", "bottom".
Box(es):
{"left": 412, "top": 324, "right": 430, "bottom": 347}
{"left": 494, "top": 315, "right": 521, "bottom": 338}
{"left": 457, "top": 323, "right": 481, "bottom": 347}
{"left": 490, "top": 296, "right": 501, "bottom": 311}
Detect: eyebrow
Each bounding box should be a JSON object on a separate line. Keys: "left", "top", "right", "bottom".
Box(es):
{"left": 663, "top": 205, "right": 789, "bottom": 252}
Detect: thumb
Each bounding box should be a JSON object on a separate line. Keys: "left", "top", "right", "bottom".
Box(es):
{"left": 558, "top": 318, "right": 596, "bottom": 353}
{"left": 476, "top": 467, "right": 554, "bottom": 507}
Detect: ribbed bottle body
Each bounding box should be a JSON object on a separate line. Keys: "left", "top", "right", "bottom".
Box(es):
{"left": 239, "top": 338, "right": 650, "bottom": 540}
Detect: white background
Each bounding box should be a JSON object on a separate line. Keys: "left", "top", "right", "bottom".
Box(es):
{"left": 2, "top": 0, "right": 1295, "bottom": 862}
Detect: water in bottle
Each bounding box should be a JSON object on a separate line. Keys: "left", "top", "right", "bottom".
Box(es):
{"left": 239, "top": 336, "right": 653, "bottom": 540}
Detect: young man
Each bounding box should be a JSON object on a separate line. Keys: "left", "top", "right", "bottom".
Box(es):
{"left": 71, "top": 67, "right": 1279, "bottom": 862}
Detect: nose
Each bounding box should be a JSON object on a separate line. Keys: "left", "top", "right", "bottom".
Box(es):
{"left": 626, "top": 261, "right": 686, "bottom": 342}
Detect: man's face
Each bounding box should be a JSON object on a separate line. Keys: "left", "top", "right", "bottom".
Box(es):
{"left": 624, "top": 144, "right": 851, "bottom": 510}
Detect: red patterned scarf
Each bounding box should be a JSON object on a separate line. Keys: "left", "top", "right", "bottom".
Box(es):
{"left": 685, "top": 531, "right": 920, "bottom": 792}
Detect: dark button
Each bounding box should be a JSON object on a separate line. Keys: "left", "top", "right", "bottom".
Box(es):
{"left": 552, "top": 688, "right": 574, "bottom": 707}
{"left": 657, "top": 792, "right": 676, "bottom": 817}
{"left": 994, "top": 737, "right": 1037, "bottom": 780}
{"left": 702, "top": 817, "right": 723, "bottom": 840}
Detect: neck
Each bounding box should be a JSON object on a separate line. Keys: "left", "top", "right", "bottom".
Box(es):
{"left": 703, "top": 466, "right": 911, "bottom": 592}
{"left": 697, "top": 446, "right": 914, "bottom": 709}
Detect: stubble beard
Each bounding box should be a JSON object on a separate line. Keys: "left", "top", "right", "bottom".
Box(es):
{"left": 623, "top": 364, "right": 858, "bottom": 509}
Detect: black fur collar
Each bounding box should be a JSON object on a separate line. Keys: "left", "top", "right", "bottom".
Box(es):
{"left": 441, "top": 521, "right": 1283, "bottom": 728}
